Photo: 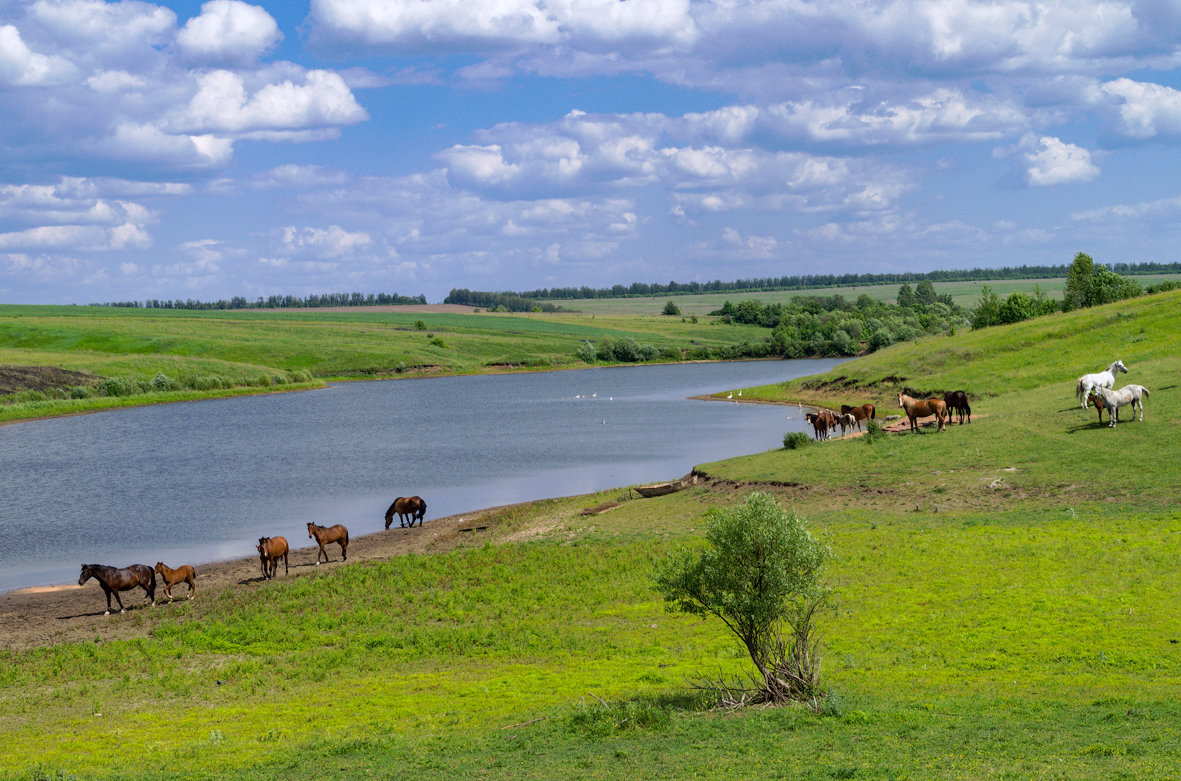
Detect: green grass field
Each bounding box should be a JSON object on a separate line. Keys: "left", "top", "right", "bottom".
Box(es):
{"left": 3, "top": 291, "right": 1181, "bottom": 779}
{"left": 541, "top": 273, "right": 1181, "bottom": 315}
{"left": 0, "top": 304, "right": 768, "bottom": 423}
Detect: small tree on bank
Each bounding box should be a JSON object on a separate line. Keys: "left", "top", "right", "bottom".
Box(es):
{"left": 662, "top": 300, "right": 682, "bottom": 316}
{"left": 653, "top": 492, "right": 833, "bottom": 707}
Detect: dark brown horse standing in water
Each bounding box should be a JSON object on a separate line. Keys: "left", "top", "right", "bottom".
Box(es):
{"left": 78, "top": 563, "right": 156, "bottom": 615}
{"left": 942, "top": 391, "right": 971, "bottom": 424}
{"left": 307, "top": 522, "right": 349, "bottom": 564}
{"left": 385, "top": 496, "right": 427, "bottom": 529}
{"left": 256, "top": 536, "right": 289, "bottom": 580}
{"left": 897, "top": 392, "right": 947, "bottom": 433}
{"left": 154, "top": 562, "right": 197, "bottom": 602}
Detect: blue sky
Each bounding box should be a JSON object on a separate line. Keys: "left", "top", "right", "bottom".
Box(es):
{"left": 3, "top": 0, "right": 1181, "bottom": 304}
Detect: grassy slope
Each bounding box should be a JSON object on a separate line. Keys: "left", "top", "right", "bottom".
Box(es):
{"left": 0, "top": 305, "right": 767, "bottom": 423}
{"left": 4, "top": 292, "right": 1181, "bottom": 779}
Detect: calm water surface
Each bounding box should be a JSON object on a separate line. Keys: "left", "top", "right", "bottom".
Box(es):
{"left": 0, "top": 359, "right": 842, "bottom": 592}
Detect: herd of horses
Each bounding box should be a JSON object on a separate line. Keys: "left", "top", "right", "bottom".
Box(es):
{"left": 803, "top": 390, "right": 971, "bottom": 440}
{"left": 77, "top": 495, "right": 429, "bottom": 616}
{"left": 1076, "top": 359, "right": 1150, "bottom": 427}
{"left": 73, "top": 360, "right": 1152, "bottom": 616}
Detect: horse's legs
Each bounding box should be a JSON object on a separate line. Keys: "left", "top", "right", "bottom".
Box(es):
{"left": 283, "top": 553, "right": 288, "bottom": 575}
{"left": 112, "top": 588, "right": 126, "bottom": 614}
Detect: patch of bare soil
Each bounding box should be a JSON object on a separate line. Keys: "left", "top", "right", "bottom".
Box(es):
{"left": 0, "top": 503, "right": 534, "bottom": 652}
{"left": 0, "top": 365, "right": 98, "bottom": 394}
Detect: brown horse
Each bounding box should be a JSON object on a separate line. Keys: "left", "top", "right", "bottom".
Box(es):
{"left": 154, "top": 562, "right": 197, "bottom": 602}
{"left": 307, "top": 522, "right": 349, "bottom": 564}
{"left": 839, "top": 403, "right": 876, "bottom": 430}
{"left": 897, "top": 392, "right": 947, "bottom": 433}
{"left": 805, "top": 410, "right": 836, "bottom": 441}
{"left": 1088, "top": 390, "right": 1112, "bottom": 425}
{"left": 256, "top": 536, "right": 289, "bottom": 580}
{"left": 78, "top": 563, "right": 156, "bottom": 615}
{"left": 385, "top": 496, "right": 427, "bottom": 529}
{"left": 942, "top": 391, "right": 971, "bottom": 424}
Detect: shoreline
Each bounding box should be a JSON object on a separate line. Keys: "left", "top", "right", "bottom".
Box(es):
{"left": 0, "top": 500, "right": 549, "bottom": 651}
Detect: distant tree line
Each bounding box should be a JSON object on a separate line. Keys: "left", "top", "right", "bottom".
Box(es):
{"left": 970, "top": 252, "right": 1181, "bottom": 329}
{"left": 465, "top": 262, "right": 1181, "bottom": 302}
{"left": 93, "top": 292, "right": 427, "bottom": 310}
{"left": 441, "top": 289, "right": 569, "bottom": 313}
{"left": 576, "top": 286, "right": 966, "bottom": 366}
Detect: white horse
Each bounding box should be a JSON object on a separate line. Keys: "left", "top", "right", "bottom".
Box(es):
{"left": 1076, "top": 360, "right": 1127, "bottom": 408}
{"left": 1091, "top": 384, "right": 1149, "bottom": 427}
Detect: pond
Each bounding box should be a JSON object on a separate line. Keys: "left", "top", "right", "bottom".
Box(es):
{"left": 0, "top": 358, "right": 843, "bottom": 592}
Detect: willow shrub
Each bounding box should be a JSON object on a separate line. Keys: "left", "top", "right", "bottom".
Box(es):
{"left": 653, "top": 492, "right": 833, "bottom": 706}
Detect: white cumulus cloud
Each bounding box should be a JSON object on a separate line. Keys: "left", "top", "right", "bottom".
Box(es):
{"left": 176, "top": 0, "right": 282, "bottom": 64}
{"left": 1015, "top": 135, "right": 1100, "bottom": 186}
{"left": 0, "top": 23, "right": 76, "bottom": 85}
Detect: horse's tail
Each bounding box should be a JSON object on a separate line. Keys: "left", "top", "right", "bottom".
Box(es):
{"left": 868, "top": 404, "right": 876, "bottom": 420}
{"left": 1075, "top": 378, "right": 1085, "bottom": 400}
{"left": 147, "top": 567, "right": 157, "bottom": 599}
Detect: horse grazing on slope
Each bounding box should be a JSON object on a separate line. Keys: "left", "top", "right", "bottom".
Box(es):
{"left": 942, "top": 391, "right": 971, "bottom": 424}
{"left": 385, "top": 496, "right": 427, "bottom": 529}
{"left": 78, "top": 563, "right": 156, "bottom": 615}
{"left": 897, "top": 392, "right": 947, "bottom": 433}
{"left": 307, "top": 522, "right": 349, "bottom": 564}
{"left": 154, "top": 562, "right": 196, "bottom": 602}
{"left": 839, "top": 403, "right": 875, "bottom": 430}
{"left": 1091, "top": 385, "right": 1150, "bottom": 427}
{"left": 256, "top": 536, "right": 289, "bottom": 580}
{"left": 1076, "top": 360, "right": 1128, "bottom": 408}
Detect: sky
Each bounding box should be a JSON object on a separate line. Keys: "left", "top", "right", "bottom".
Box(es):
{"left": 3, "top": 1, "right": 1181, "bottom": 305}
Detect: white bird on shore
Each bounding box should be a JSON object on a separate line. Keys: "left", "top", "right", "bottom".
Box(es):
{"left": 727, "top": 392, "right": 733, "bottom": 399}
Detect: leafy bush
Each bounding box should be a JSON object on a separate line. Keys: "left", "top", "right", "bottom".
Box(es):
{"left": 863, "top": 420, "right": 886, "bottom": 445}
{"left": 654, "top": 492, "right": 833, "bottom": 706}
{"left": 150, "top": 372, "right": 176, "bottom": 392}
{"left": 429, "top": 336, "right": 448, "bottom": 348}
{"left": 576, "top": 341, "right": 596, "bottom": 363}
{"left": 783, "top": 431, "right": 812, "bottom": 450}
{"left": 98, "top": 377, "right": 141, "bottom": 397}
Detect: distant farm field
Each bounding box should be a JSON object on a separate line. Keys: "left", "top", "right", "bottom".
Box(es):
{"left": 3, "top": 290, "right": 1180, "bottom": 779}
{"left": 540, "top": 273, "right": 1181, "bottom": 315}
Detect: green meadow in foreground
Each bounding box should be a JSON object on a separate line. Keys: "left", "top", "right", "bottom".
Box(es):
{"left": 3, "top": 290, "right": 1181, "bottom": 779}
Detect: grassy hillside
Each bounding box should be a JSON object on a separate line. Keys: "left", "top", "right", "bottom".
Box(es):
{"left": 0, "top": 305, "right": 767, "bottom": 423}
{"left": 3, "top": 291, "right": 1180, "bottom": 779}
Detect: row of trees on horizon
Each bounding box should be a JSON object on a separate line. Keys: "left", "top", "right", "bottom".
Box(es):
{"left": 448, "top": 260, "right": 1181, "bottom": 305}
{"left": 93, "top": 292, "right": 427, "bottom": 310}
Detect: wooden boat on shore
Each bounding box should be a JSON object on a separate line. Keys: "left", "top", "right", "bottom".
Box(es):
{"left": 634, "top": 473, "right": 700, "bottom": 498}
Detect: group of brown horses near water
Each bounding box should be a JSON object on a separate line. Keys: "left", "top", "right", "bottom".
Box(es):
{"left": 804, "top": 390, "right": 971, "bottom": 440}
{"left": 77, "top": 495, "right": 429, "bottom": 616}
